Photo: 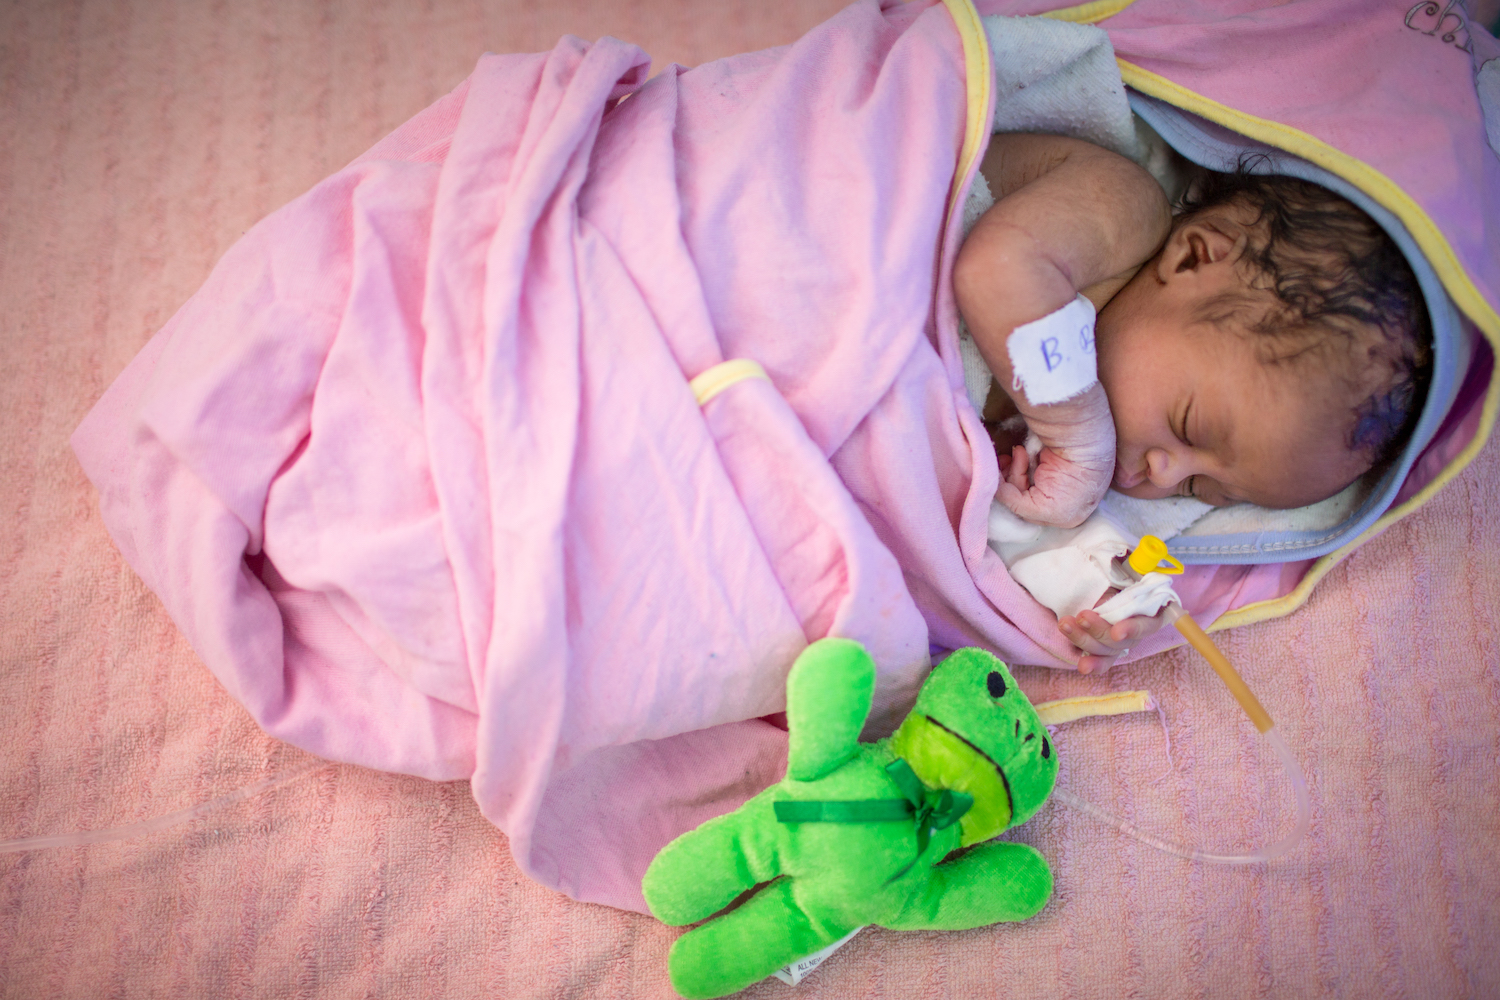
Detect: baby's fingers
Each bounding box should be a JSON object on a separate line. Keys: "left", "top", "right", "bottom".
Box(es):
{"left": 1080, "top": 609, "right": 1162, "bottom": 649}
{"left": 1006, "top": 445, "right": 1030, "bottom": 493}
{"left": 1059, "top": 611, "right": 1158, "bottom": 674}
{"left": 1074, "top": 652, "right": 1119, "bottom": 676}
{"left": 1099, "top": 609, "right": 1170, "bottom": 646}
{"left": 1057, "top": 614, "right": 1123, "bottom": 658}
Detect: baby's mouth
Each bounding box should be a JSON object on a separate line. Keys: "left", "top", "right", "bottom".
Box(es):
{"left": 1113, "top": 463, "right": 1146, "bottom": 490}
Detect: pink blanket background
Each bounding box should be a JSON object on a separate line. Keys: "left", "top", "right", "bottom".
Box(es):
{"left": 3, "top": 0, "right": 1498, "bottom": 997}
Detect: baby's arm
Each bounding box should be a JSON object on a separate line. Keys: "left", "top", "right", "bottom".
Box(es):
{"left": 954, "top": 134, "right": 1170, "bottom": 527}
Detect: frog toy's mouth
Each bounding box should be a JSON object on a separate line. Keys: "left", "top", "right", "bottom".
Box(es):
{"left": 890, "top": 713, "right": 1021, "bottom": 846}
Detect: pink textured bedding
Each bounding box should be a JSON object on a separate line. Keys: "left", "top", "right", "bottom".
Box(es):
{"left": 5, "top": 0, "right": 1500, "bottom": 997}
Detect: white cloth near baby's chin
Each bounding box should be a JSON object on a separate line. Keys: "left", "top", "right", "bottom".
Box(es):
{"left": 987, "top": 486, "right": 1181, "bottom": 624}
{"left": 989, "top": 507, "right": 1131, "bottom": 620}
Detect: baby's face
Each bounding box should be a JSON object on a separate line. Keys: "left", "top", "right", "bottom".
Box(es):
{"left": 1096, "top": 243, "right": 1372, "bottom": 510}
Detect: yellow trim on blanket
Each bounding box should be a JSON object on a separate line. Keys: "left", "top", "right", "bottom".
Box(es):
{"left": 1039, "top": 0, "right": 1137, "bottom": 24}
{"left": 1114, "top": 60, "right": 1500, "bottom": 632}
{"left": 1034, "top": 690, "right": 1154, "bottom": 727}
{"left": 941, "top": 0, "right": 993, "bottom": 226}
{"left": 690, "top": 359, "right": 769, "bottom": 406}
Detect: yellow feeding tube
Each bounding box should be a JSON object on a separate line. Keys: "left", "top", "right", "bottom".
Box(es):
{"left": 1164, "top": 606, "right": 1274, "bottom": 733}
{"left": 1045, "top": 535, "right": 1311, "bottom": 863}
{"left": 1125, "top": 535, "right": 1272, "bottom": 733}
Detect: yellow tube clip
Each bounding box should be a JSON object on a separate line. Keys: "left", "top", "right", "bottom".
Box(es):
{"left": 1127, "top": 534, "right": 1184, "bottom": 577}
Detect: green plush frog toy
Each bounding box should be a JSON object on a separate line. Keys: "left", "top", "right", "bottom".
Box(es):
{"left": 642, "top": 638, "right": 1058, "bottom": 999}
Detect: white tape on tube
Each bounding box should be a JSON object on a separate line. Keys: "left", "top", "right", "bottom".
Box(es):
{"left": 1007, "top": 295, "right": 1098, "bottom": 405}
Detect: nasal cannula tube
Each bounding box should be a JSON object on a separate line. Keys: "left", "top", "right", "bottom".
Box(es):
{"left": 1054, "top": 594, "right": 1312, "bottom": 863}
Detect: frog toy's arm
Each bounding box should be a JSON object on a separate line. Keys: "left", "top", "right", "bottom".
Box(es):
{"left": 785, "top": 638, "right": 876, "bottom": 781}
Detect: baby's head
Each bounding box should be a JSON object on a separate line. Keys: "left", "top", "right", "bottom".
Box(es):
{"left": 1098, "top": 169, "right": 1432, "bottom": 508}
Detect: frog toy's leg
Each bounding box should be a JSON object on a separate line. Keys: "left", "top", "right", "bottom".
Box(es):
{"left": 883, "top": 841, "right": 1053, "bottom": 931}
{"left": 645, "top": 637, "right": 879, "bottom": 995}
{"left": 668, "top": 877, "right": 852, "bottom": 1000}
{"left": 642, "top": 801, "right": 783, "bottom": 927}
{"left": 644, "top": 638, "right": 875, "bottom": 926}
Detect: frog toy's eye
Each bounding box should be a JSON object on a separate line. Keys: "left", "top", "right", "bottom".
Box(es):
{"left": 986, "top": 671, "right": 1007, "bottom": 699}
{"left": 1041, "top": 736, "right": 1051, "bottom": 759}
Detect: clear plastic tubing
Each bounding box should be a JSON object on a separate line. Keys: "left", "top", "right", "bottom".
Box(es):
{"left": 1053, "top": 727, "right": 1310, "bottom": 863}
{"left": 0, "top": 762, "right": 324, "bottom": 854}
{"left": 1055, "top": 604, "right": 1312, "bottom": 864}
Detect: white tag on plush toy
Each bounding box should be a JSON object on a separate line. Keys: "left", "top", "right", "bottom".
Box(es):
{"left": 1007, "top": 295, "right": 1097, "bottom": 405}
{"left": 771, "top": 926, "right": 866, "bottom": 985}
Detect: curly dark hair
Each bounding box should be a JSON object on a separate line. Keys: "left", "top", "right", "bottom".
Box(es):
{"left": 1175, "top": 163, "right": 1433, "bottom": 470}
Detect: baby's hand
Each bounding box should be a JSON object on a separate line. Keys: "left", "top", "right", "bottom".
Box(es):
{"left": 995, "top": 383, "right": 1115, "bottom": 528}
{"left": 1057, "top": 608, "right": 1167, "bottom": 675}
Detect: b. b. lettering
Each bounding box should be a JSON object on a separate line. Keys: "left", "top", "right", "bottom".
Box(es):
{"left": 1040, "top": 337, "right": 1063, "bottom": 372}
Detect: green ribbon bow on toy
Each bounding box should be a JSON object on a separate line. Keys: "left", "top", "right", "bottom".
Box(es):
{"left": 773, "top": 759, "right": 974, "bottom": 880}
{"left": 643, "top": 639, "right": 1059, "bottom": 1000}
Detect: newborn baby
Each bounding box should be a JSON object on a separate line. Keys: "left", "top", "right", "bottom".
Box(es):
{"left": 954, "top": 134, "right": 1431, "bottom": 672}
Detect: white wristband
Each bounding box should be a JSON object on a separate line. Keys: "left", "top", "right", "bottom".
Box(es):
{"left": 1007, "top": 295, "right": 1098, "bottom": 405}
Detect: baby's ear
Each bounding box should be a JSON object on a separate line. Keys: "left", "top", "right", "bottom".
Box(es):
{"left": 1158, "top": 215, "right": 1244, "bottom": 278}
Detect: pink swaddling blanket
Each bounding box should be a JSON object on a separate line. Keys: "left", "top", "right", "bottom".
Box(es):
{"left": 76, "top": 0, "right": 1135, "bottom": 912}
{"left": 71, "top": 0, "right": 1500, "bottom": 914}
{"left": 68, "top": 0, "right": 1500, "bottom": 914}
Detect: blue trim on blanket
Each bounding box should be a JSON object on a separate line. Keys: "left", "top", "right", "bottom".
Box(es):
{"left": 1126, "top": 92, "right": 1469, "bottom": 565}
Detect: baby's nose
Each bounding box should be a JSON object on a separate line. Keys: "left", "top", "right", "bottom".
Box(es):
{"left": 1145, "top": 447, "right": 1184, "bottom": 488}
